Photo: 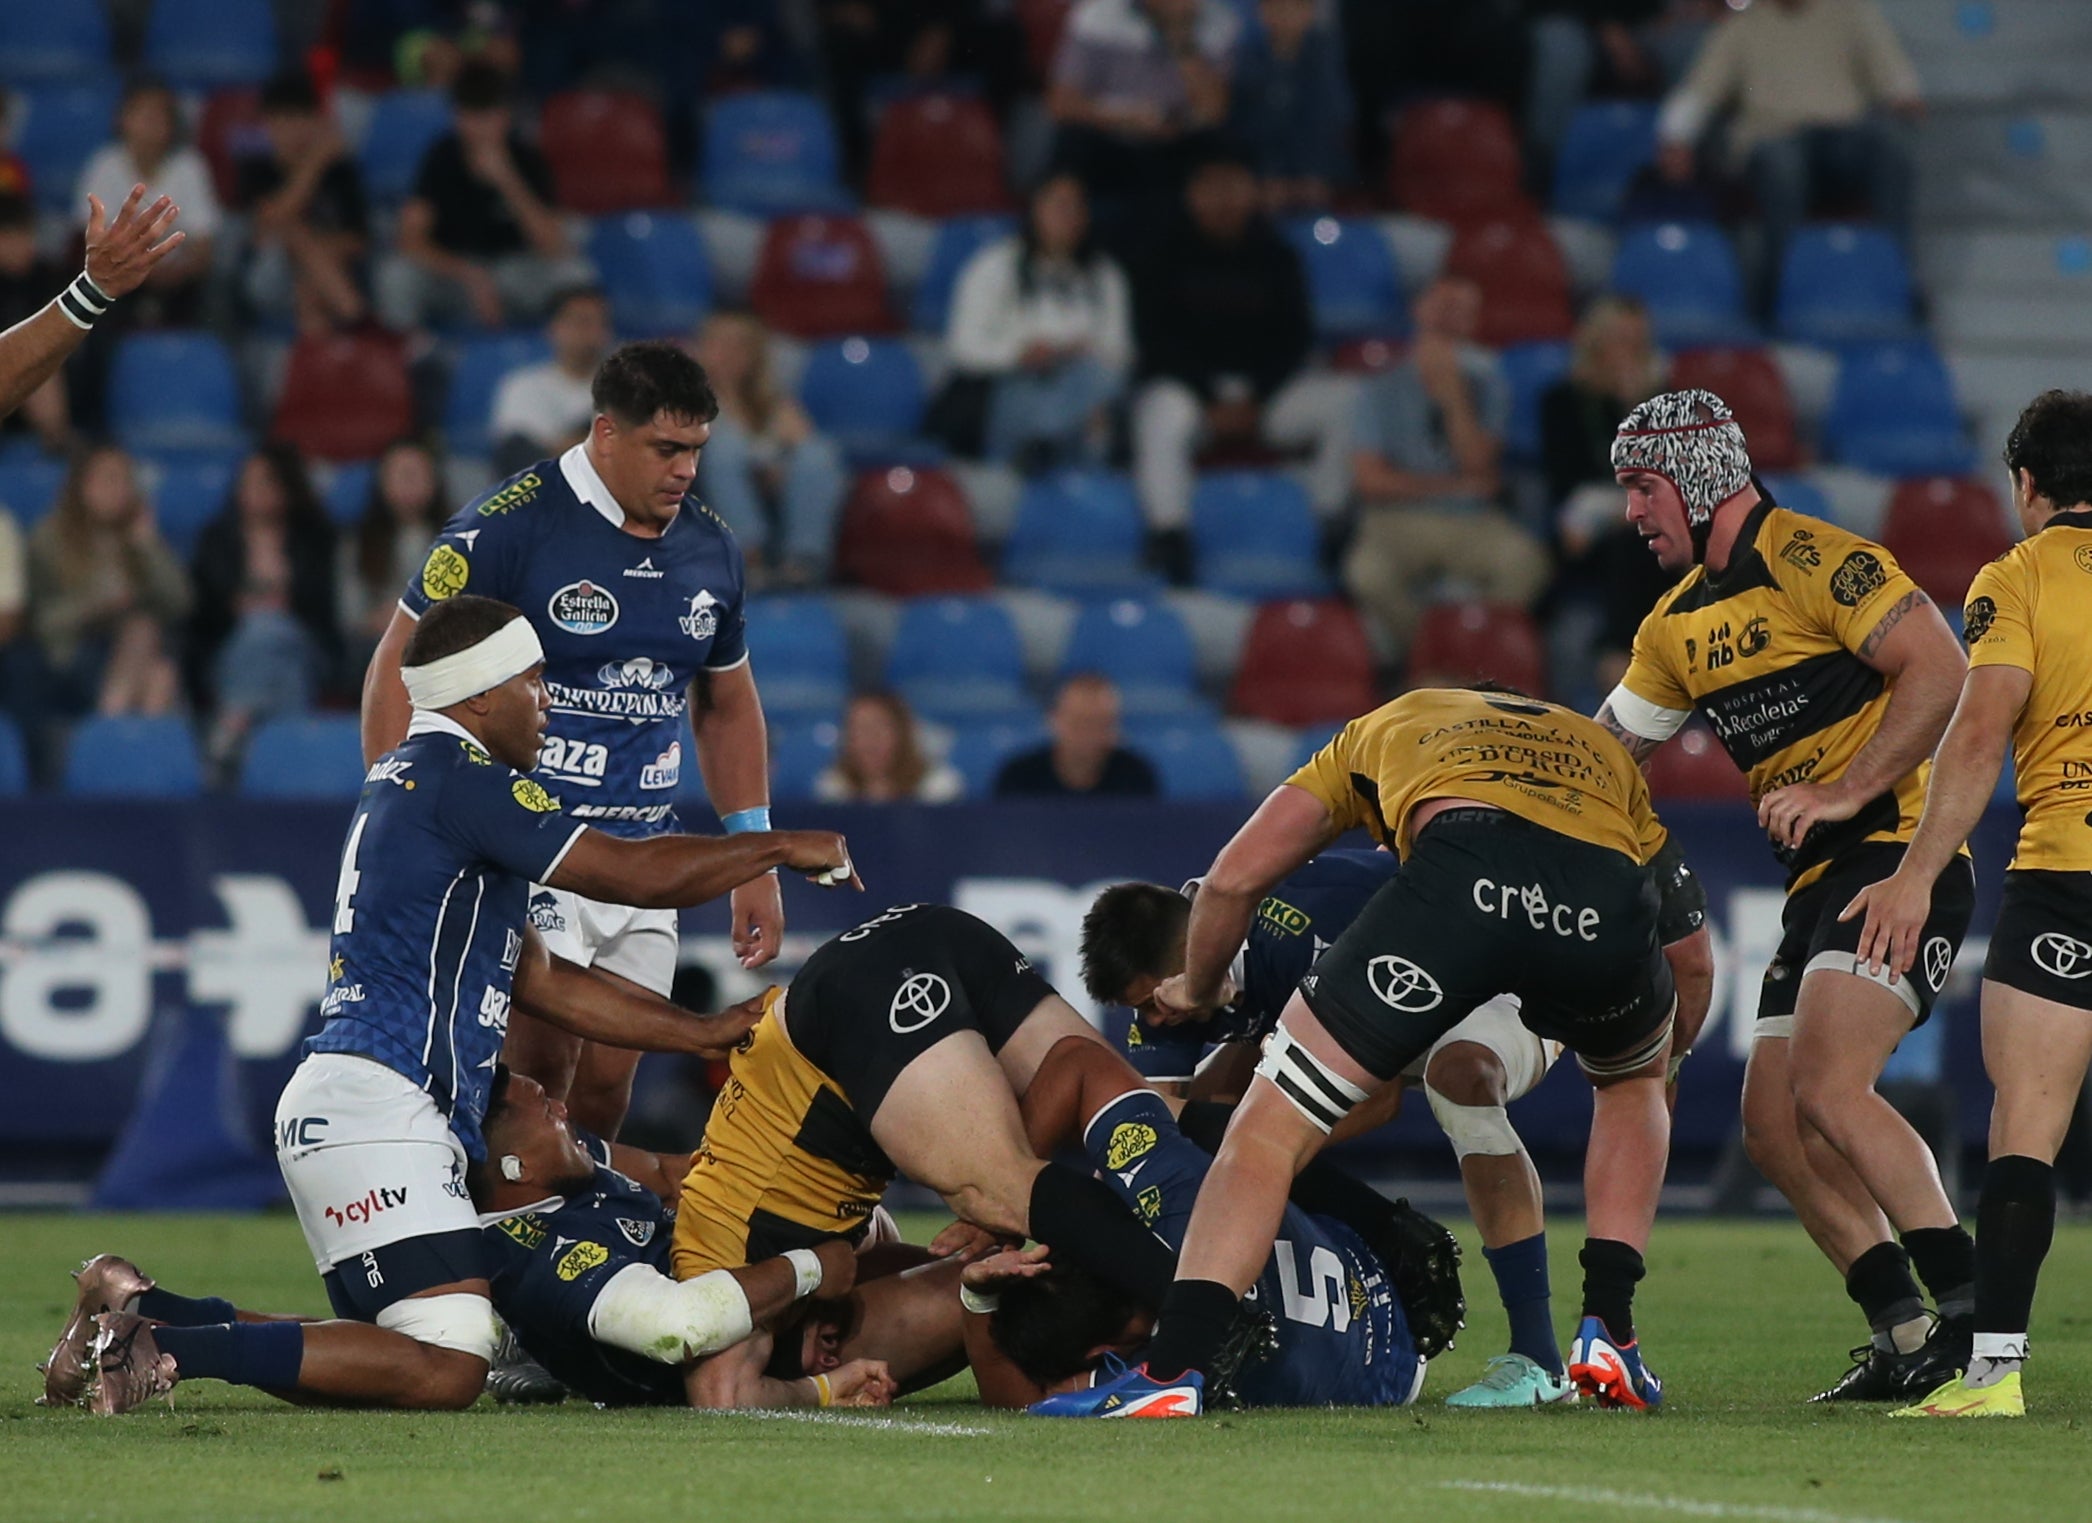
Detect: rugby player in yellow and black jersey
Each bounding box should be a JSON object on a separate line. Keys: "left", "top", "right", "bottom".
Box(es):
{"left": 1844, "top": 390, "right": 2092, "bottom": 1419}
{"left": 1599, "top": 389, "right": 1977, "bottom": 1405}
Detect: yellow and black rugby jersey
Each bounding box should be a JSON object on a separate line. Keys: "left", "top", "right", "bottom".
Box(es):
{"left": 670, "top": 989, "right": 888, "bottom": 1280}
{"left": 1963, "top": 507, "right": 2092, "bottom": 872}
{"left": 1286, "top": 688, "right": 1664, "bottom": 864}
{"left": 1617, "top": 502, "right": 1944, "bottom": 890}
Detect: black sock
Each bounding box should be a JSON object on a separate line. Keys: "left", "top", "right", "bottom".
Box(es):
{"left": 1844, "top": 1240, "right": 1926, "bottom": 1344}
{"left": 1578, "top": 1238, "right": 1645, "bottom": 1344}
{"left": 1974, "top": 1154, "right": 2056, "bottom": 1337}
{"left": 1175, "top": 1100, "right": 1232, "bottom": 1155}
{"left": 1028, "top": 1163, "right": 1177, "bottom": 1306}
{"left": 1144, "top": 1279, "right": 1240, "bottom": 1382}
{"left": 1903, "top": 1223, "right": 1977, "bottom": 1322}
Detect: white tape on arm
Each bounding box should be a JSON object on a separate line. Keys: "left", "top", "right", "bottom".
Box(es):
{"left": 1604, "top": 684, "right": 1691, "bottom": 743}
{"left": 586, "top": 1263, "right": 754, "bottom": 1363}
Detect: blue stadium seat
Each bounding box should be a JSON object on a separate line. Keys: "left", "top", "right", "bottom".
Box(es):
{"left": 912, "top": 214, "right": 1018, "bottom": 333}
{"left": 16, "top": 83, "right": 120, "bottom": 213}
{"left": 320, "top": 458, "right": 376, "bottom": 527}
{"left": 769, "top": 720, "right": 839, "bottom": 803}
{"left": 742, "top": 596, "right": 850, "bottom": 719}
{"left": 145, "top": 453, "right": 239, "bottom": 554}
{"left": 886, "top": 596, "right": 1029, "bottom": 720}
{"left": 0, "top": 713, "right": 27, "bottom": 795}
{"left": 1775, "top": 225, "right": 1915, "bottom": 345}
{"left": 702, "top": 92, "right": 851, "bottom": 216}
{"left": 1610, "top": 221, "right": 1751, "bottom": 347}
{"left": 1825, "top": 341, "right": 1973, "bottom": 477}
{"left": 1190, "top": 472, "right": 1327, "bottom": 599}
{"left": 1498, "top": 341, "right": 1572, "bottom": 464}
{"left": 1758, "top": 471, "right": 1835, "bottom": 525}
{"left": 144, "top": 0, "right": 277, "bottom": 89}
{"left": 1141, "top": 721, "right": 1245, "bottom": 801}
{"left": 0, "top": 3, "right": 113, "bottom": 85}
{"left": 1279, "top": 217, "right": 1405, "bottom": 340}
{"left": 1060, "top": 599, "right": 1205, "bottom": 718}
{"left": 446, "top": 333, "right": 552, "bottom": 457}
{"left": 797, "top": 338, "right": 927, "bottom": 459}
{"left": 1552, "top": 102, "right": 1659, "bottom": 222}
{"left": 358, "top": 90, "right": 452, "bottom": 204}
{"left": 108, "top": 334, "right": 245, "bottom": 456}
{"left": 238, "top": 716, "right": 369, "bottom": 800}
{"left": 587, "top": 213, "right": 713, "bottom": 336}
{"left": 945, "top": 713, "right": 1048, "bottom": 798}
{"left": 1002, "top": 470, "right": 1154, "bottom": 595}
{"left": 0, "top": 455, "right": 65, "bottom": 526}
{"left": 62, "top": 715, "right": 203, "bottom": 797}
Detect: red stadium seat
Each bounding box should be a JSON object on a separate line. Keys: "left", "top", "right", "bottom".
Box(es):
{"left": 1443, "top": 218, "right": 1573, "bottom": 345}
{"left": 196, "top": 86, "right": 262, "bottom": 205}
{"left": 1882, "top": 476, "right": 2016, "bottom": 606}
{"left": 749, "top": 214, "right": 896, "bottom": 339}
{"left": 868, "top": 94, "right": 1012, "bottom": 217}
{"left": 1645, "top": 719, "right": 1749, "bottom": 801}
{"left": 1229, "top": 599, "right": 1380, "bottom": 727}
{"left": 1668, "top": 347, "right": 1802, "bottom": 471}
{"left": 1407, "top": 601, "right": 1547, "bottom": 695}
{"left": 835, "top": 466, "right": 994, "bottom": 596}
{"left": 271, "top": 332, "right": 413, "bottom": 461}
{"left": 1388, "top": 99, "right": 1530, "bottom": 223}
{"left": 541, "top": 90, "right": 673, "bottom": 214}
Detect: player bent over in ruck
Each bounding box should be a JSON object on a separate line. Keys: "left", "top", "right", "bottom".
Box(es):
{"left": 43, "top": 595, "right": 859, "bottom": 1415}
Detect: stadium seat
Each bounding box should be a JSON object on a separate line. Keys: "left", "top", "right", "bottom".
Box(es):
{"left": 197, "top": 86, "right": 265, "bottom": 206}
{"left": 1667, "top": 348, "right": 1802, "bottom": 471}
{"left": 1142, "top": 721, "right": 1246, "bottom": 801}
{"left": 0, "top": 455, "right": 66, "bottom": 526}
{"left": 1776, "top": 225, "right": 1915, "bottom": 345}
{"left": 272, "top": 333, "right": 414, "bottom": 462}
{"left": 868, "top": 94, "right": 1012, "bottom": 217}
{"left": 769, "top": 720, "right": 839, "bottom": 803}
{"left": 62, "top": 715, "right": 203, "bottom": 797}
{"left": 1644, "top": 719, "right": 1747, "bottom": 801}
{"left": 797, "top": 338, "right": 928, "bottom": 459}
{"left": 1388, "top": 98, "right": 1529, "bottom": 223}
{"left": 1228, "top": 599, "right": 1379, "bottom": 727}
{"left": 1552, "top": 101, "right": 1659, "bottom": 222}
{"left": 0, "top": 4, "right": 113, "bottom": 86}
{"left": 358, "top": 90, "right": 452, "bottom": 203}
{"left": 1407, "top": 602, "right": 1548, "bottom": 694}
{"left": 143, "top": 0, "right": 277, "bottom": 89}
{"left": 1190, "top": 472, "right": 1327, "bottom": 599}
{"left": 1824, "top": 341, "right": 1973, "bottom": 477}
{"left": 1060, "top": 599, "right": 1205, "bottom": 717}
{"left": 1610, "top": 221, "right": 1751, "bottom": 347}
{"left": 1279, "top": 217, "right": 1405, "bottom": 340}
{"left": 1759, "top": 471, "right": 1835, "bottom": 524}
{"left": 1498, "top": 342, "right": 1573, "bottom": 464}
{"left": 946, "top": 713, "right": 1050, "bottom": 797}
{"left": 702, "top": 91, "right": 850, "bottom": 216}
{"left": 238, "top": 716, "right": 370, "bottom": 800}
{"left": 885, "top": 595, "right": 1029, "bottom": 719}
{"left": 444, "top": 333, "right": 552, "bottom": 458}
{"left": 108, "top": 334, "right": 245, "bottom": 456}
{"left": 835, "top": 466, "right": 994, "bottom": 596}
{"left": 319, "top": 459, "right": 375, "bottom": 527}
{"left": 749, "top": 215, "right": 896, "bottom": 339}
{"left": 145, "top": 453, "right": 239, "bottom": 555}
{"left": 1882, "top": 476, "right": 2015, "bottom": 605}
{"left": 16, "top": 83, "right": 119, "bottom": 212}
{"left": 1001, "top": 470, "right": 1154, "bottom": 595}
{"left": 1016, "top": 0, "right": 1074, "bottom": 84}
{"left": 1443, "top": 218, "right": 1573, "bottom": 346}
{"left": 541, "top": 91, "right": 673, "bottom": 214}
{"left": 0, "top": 713, "right": 25, "bottom": 795}
{"left": 587, "top": 212, "right": 714, "bottom": 336}
{"left": 742, "top": 596, "right": 850, "bottom": 719}
{"left": 911, "top": 214, "right": 1019, "bottom": 333}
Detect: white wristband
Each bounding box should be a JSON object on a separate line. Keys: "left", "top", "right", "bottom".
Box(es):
{"left": 959, "top": 1284, "right": 1000, "bottom": 1316}
{"left": 784, "top": 1248, "right": 825, "bottom": 1299}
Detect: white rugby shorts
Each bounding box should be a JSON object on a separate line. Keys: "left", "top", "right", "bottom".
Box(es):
{"left": 528, "top": 883, "right": 679, "bottom": 996}
{"left": 1399, "top": 993, "right": 1562, "bottom": 1101}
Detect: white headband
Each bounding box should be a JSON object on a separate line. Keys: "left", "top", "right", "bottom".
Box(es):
{"left": 402, "top": 617, "right": 545, "bottom": 710}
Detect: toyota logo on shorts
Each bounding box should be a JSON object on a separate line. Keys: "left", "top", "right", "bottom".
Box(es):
{"left": 2031, "top": 932, "right": 2092, "bottom": 980}
{"left": 890, "top": 972, "right": 952, "bottom": 1033}
{"left": 1923, "top": 937, "right": 1953, "bottom": 992}
{"left": 1366, "top": 955, "right": 1443, "bottom": 1012}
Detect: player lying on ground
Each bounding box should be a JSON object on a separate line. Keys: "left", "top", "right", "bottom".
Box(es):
{"left": 1081, "top": 837, "right": 1711, "bottom": 1409}
{"left": 43, "top": 595, "right": 859, "bottom": 1416}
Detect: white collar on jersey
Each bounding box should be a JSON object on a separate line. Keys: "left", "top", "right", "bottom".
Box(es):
{"left": 406, "top": 709, "right": 485, "bottom": 748}
{"left": 559, "top": 442, "right": 626, "bottom": 528}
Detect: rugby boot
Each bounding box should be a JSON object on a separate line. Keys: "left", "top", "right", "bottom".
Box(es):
{"left": 1360, "top": 1199, "right": 1465, "bottom": 1360}
{"left": 85, "top": 1313, "right": 179, "bottom": 1416}
{"left": 1897, "top": 1313, "right": 1973, "bottom": 1396}
{"left": 39, "top": 1254, "right": 155, "bottom": 1407}
{"left": 1808, "top": 1339, "right": 1938, "bottom": 1403}
{"left": 1892, "top": 1369, "right": 2025, "bottom": 1419}
{"left": 1028, "top": 1353, "right": 1204, "bottom": 1418}
{"left": 1567, "top": 1315, "right": 1663, "bottom": 1410}
{"left": 485, "top": 1322, "right": 568, "bottom": 1405}
{"left": 1444, "top": 1353, "right": 1578, "bottom": 1409}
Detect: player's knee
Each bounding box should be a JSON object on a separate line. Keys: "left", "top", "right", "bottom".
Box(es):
{"left": 409, "top": 1346, "right": 492, "bottom": 1410}
{"left": 1423, "top": 1042, "right": 1508, "bottom": 1109}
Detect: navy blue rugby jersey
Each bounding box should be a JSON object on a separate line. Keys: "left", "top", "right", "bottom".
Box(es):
{"left": 399, "top": 446, "right": 749, "bottom": 838}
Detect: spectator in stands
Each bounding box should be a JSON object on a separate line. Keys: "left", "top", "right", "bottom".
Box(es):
{"left": 489, "top": 286, "right": 611, "bottom": 475}
{"left": 0, "top": 92, "right": 32, "bottom": 203}
{"left": 341, "top": 438, "right": 446, "bottom": 666}
{"left": 1230, "top": 0, "right": 1353, "bottom": 213}
{"left": 1130, "top": 148, "right": 1353, "bottom": 570}
{"left": 27, "top": 445, "right": 188, "bottom": 718}
{"left": 814, "top": 691, "right": 965, "bottom": 804}
{"left": 1340, "top": 274, "right": 1548, "bottom": 657}
{"left": 0, "top": 195, "right": 72, "bottom": 452}
{"left": 377, "top": 62, "right": 593, "bottom": 332}
{"left": 994, "top": 672, "right": 1158, "bottom": 799}
{"left": 1655, "top": 0, "right": 1921, "bottom": 316}
{"left": 238, "top": 72, "right": 371, "bottom": 334}
{"left": 692, "top": 311, "right": 846, "bottom": 586}
{"left": 814, "top": 2, "right": 1026, "bottom": 177}
{"left": 1525, "top": 1, "right": 1717, "bottom": 165}
{"left": 187, "top": 445, "right": 342, "bottom": 768}
{"left": 75, "top": 78, "right": 221, "bottom": 325}
{"left": 943, "top": 173, "right": 1132, "bottom": 470}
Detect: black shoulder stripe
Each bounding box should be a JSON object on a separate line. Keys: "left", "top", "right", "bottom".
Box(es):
{"left": 1695, "top": 649, "right": 1885, "bottom": 770}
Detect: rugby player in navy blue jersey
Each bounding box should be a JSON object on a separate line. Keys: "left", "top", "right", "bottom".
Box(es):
{"left": 47, "top": 595, "right": 858, "bottom": 1416}
{"left": 362, "top": 340, "right": 781, "bottom": 1141}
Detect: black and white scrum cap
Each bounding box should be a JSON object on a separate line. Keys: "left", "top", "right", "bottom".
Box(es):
{"left": 1609, "top": 388, "right": 1754, "bottom": 530}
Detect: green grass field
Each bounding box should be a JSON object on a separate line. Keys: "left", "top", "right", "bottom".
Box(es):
{"left": 6, "top": 1212, "right": 2090, "bottom": 1523}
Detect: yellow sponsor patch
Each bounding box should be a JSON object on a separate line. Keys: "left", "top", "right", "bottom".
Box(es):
{"left": 511, "top": 778, "right": 560, "bottom": 813}
{"left": 420, "top": 544, "right": 470, "bottom": 601}
{"left": 555, "top": 1240, "right": 609, "bottom": 1281}
{"left": 1348, "top": 1276, "right": 1368, "bottom": 1322}
{"left": 476, "top": 473, "right": 542, "bottom": 517}
{"left": 500, "top": 1215, "right": 546, "bottom": 1250}
{"left": 1136, "top": 1185, "right": 1163, "bottom": 1224}
{"left": 1105, "top": 1121, "right": 1157, "bottom": 1171}
{"left": 1256, "top": 896, "right": 1310, "bottom": 936}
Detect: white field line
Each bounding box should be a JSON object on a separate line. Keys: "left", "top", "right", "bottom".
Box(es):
{"left": 695, "top": 1410, "right": 995, "bottom": 1436}
{"left": 1435, "top": 1480, "right": 1914, "bottom": 1523}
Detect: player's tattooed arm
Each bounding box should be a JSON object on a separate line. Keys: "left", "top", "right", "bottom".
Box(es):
{"left": 1594, "top": 701, "right": 1664, "bottom": 767}
{"left": 1855, "top": 588, "right": 1929, "bottom": 662}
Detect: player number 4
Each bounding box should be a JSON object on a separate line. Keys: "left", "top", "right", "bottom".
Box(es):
{"left": 333, "top": 813, "right": 368, "bottom": 935}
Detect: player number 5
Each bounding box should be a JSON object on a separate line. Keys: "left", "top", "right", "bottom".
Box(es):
{"left": 1274, "top": 1239, "right": 1353, "bottom": 1333}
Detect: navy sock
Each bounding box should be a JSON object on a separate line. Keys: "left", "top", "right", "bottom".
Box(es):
{"left": 153, "top": 1323, "right": 304, "bottom": 1391}
{"left": 136, "top": 1287, "right": 238, "bottom": 1328}
{"left": 1483, "top": 1233, "right": 1561, "bottom": 1375}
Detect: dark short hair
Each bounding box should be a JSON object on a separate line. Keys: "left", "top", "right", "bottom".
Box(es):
{"left": 463, "top": 1063, "right": 515, "bottom": 1202}
{"left": 1079, "top": 882, "right": 1190, "bottom": 1004}
{"left": 403, "top": 594, "right": 524, "bottom": 667}
{"left": 988, "top": 1264, "right": 1141, "bottom": 1386}
{"left": 548, "top": 285, "right": 608, "bottom": 321}
{"left": 591, "top": 340, "right": 719, "bottom": 429}
{"left": 119, "top": 75, "right": 174, "bottom": 111}
{"left": 2003, "top": 390, "right": 2092, "bottom": 511}
{"left": 259, "top": 71, "right": 320, "bottom": 115}
{"left": 451, "top": 60, "right": 512, "bottom": 112}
